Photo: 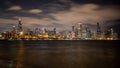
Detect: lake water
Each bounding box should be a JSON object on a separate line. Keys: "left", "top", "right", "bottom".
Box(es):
{"left": 0, "top": 40, "right": 120, "bottom": 68}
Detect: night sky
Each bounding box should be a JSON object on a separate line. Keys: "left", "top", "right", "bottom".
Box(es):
{"left": 0, "top": 0, "right": 120, "bottom": 36}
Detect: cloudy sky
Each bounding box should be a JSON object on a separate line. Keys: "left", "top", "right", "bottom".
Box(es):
{"left": 0, "top": 0, "right": 120, "bottom": 33}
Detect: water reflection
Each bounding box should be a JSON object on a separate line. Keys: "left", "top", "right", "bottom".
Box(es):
{"left": 0, "top": 41, "right": 119, "bottom": 68}
{"left": 15, "top": 41, "right": 24, "bottom": 68}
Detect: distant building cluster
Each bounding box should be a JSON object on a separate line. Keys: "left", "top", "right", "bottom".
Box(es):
{"left": 71, "top": 23, "right": 118, "bottom": 40}
{"left": 0, "top": 18, "right": 118, "bottom": 40}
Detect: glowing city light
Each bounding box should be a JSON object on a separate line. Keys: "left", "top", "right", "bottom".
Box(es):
{"left": 0, "top": 18, "right": 118, "bottom": 40}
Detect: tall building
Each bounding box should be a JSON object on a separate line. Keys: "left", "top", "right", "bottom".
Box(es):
{"left": 75, "top": 28, "right": 78, "bottom": 38}
{"left": 53, "top": 28, "right": 56, "bottom": 35}
{"left": 96, "top": 22, "right": 101, "bottom": 34}
{"left": 79, "top": 23, "right": 82, "bottom": 38}
{"left": 110, "top": 28, "right": 114, "bottom": 36}
{"left": 77, "top": 23, "right": 82, "bottom": 39}
{"left": 79, "top": 23, "right": 82, "bottom": 31}
{"left": 18, "top": 18, "right": 23, "bottom": 33}
{"left": 96, "top": 22, "right": 101, "bottom": 38}
{"left": 72, "top": 26, "right": 75, "bottom": 32}
{"left": 34, "top": 27, "right": 39, "bottom": 35}
{"left": 110, "top": 28, "right": 117, "bottom": 39}
{"left": 71, "top": 31, "right": 75, "bottom": 39}
{"left": 85, "top": 27, "right": 91, "bottom": 39}
{"left": 12, "top": 26, "right": 16, "bottom": 33}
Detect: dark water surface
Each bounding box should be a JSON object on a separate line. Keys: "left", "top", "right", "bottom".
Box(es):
{"left": 0, "top": 40, "right": 120, "bottom": 68}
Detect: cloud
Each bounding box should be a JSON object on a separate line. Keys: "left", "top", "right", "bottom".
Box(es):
{"left": 7, "top": 5, "right": 22, "bottom": 11}
{"left": 0, "top": 1, "right": 120, "bottom": 33}
{"left": 28, "top": 9, "right": 42, "bottom": 14}
{"left": 78, "top": 4, "right": 99, "bottom": 11}
{"left": 49, "top": 4, "right": 120, "bottom": 25}
{"left": 0, "top": 18, "right": 17, "bottom": 32}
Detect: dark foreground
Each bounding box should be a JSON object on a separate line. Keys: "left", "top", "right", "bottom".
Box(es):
{"left": 0, "top": 40, "right": 120, "bottom": 68}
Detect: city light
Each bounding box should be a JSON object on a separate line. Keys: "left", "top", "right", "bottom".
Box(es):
{"left": 0, "top": 18, "right": 118, "bottom": 40}
{"left": 20, "top": 31, "right": 24, "bottom": 35}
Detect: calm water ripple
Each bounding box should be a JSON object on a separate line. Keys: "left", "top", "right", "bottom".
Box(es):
{"left": 0, "top": 40, "right": 120, "bottom": 68}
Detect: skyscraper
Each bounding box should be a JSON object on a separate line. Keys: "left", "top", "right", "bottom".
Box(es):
{"left": 18, "top": 18, "right": 23, "bottom": 33}
{"left": 78, "top": 23, "right": 82, "bottom": 39}
{"left": 110, "top": 28, "right": 114, "bottom": 36}
{"left": 53, "top": 28, "right": 56, "bottom": 35}
{"left": 96, "top": 22, "right": 101, "bottom": 38}
{"left": 12, "top": 26, "right": 16, "bottom": 33}
{"left": 79, "top": 23, "right": 82, "bottom": 37}
{"left": 96, "top": 22, "right": 101, "bottom": 33}
{"left": 72, "top": 26, "right": 75, "bottom": 32}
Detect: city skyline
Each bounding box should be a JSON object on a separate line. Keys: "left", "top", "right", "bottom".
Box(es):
{"left": 0, "top": 18, "right": 118, "bottom": 40}
{"left": 0, "top": 0, "right": 120, "bottom": 37}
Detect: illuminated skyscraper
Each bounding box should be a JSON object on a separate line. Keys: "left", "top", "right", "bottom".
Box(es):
{"left": 53, "top": 28, "right": 56, "bottom": 35}
{"left": 72, "top": 26, "right": 75, "bottom": 32}
{"left": 34, "top": 27, "right": 39, "bottom": 35}
{"left": 79, "top": 23, "right": 82, "bottom": 38}
{"left": 12, "top": 26, "right": 16, "bottom": 33}
{"left": 79, "top": 23, "right": 82, "bottom": 31}
{"left": 78, "top": 23, "right": 82, "bottom": 38}
{"left": 18, "top": 18, "right": 23, "bottom": 32}
{"left": 96, "top": 22, "right": 101, "bottom": 38}
{"left": 110, "top": 28, "right": 117, "bottom": 39}
{"left": 110, "top": 28, "right": 114, "bottom": 36}
{"left": 96, "top": 22, "right": 101, "bottom": 34}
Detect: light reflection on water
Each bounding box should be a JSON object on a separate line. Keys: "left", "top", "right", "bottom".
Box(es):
{"left": 16, "top": 41, "right": 24, "bottom": 68}
{"left": 0, "top": 40, "right": 119, "bottom": 68}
